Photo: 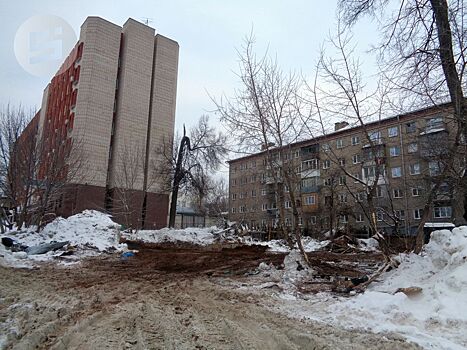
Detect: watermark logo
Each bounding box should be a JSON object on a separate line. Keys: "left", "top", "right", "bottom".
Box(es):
{"left": 14, "top": 15, "right": 77, "bottom": 77}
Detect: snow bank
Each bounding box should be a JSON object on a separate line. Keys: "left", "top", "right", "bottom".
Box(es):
{"left": 281, "top": 226, "right": 467, "bottom": 349}
{"left": 241, "top": 236, "right": 329, "bottom": 253}
{"left": 16, "top": 210, "right": 124, "bottom": 251}
{"left": 336, "top": 227, "right": 467, "bottom": 349}
{"left": 1, "top": 210, "right": 126, "bottom": 268}
{"left": 123, "top": 227, "right": 218, "bottom": 246}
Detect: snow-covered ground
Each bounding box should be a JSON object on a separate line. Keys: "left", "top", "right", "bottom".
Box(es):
{"left": 123, "top": 226, "right": 218, "bottom": 246}
{"left": 2, "top": 210, "right": 466, "bottom": 348}
{"left": 0, "top": 210, "right": 328, "bottom": 268}
{"left": 272, "top": 226, "right": 467, "bottom": 350}
{"left": 0, "top": 210, "right": 126, "bottom": 268}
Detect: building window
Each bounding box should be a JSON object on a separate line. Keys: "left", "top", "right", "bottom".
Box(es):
{"left": 390, "top": 146, "right": 401, "bottom": 157}
{"left": 414, "top": 209, "right": 423, "bottom": 220}
{"left": 261, "top": 188, "right": 267, "bottom": 196}
{"left": 251, "top": 190, "right": 256, "bottom": 197}
{"left": 339, "top": 158, "right": 346, "bottom": 167}
{"left": 285, "top": 200, "right": 292, "bottom": 209}
{"left": 285, "top": 217, "right": 291, "bottom": 226}
{"left": 376, "top": 186, "right": 384, "bottom": 198}
{"left": 250, "top": 175, "right": 256, "bottom": 183}
{"left": 410, "top": 163, "right": 421, "bottom": 175}
{"left": 305, "top": 195, "right": 316, "bottom": 205}
{"left": 351, "top": 135, "right": 360, "bottom": 145}
{"left": 352, "top": 154, "right": 361, "bottom": 164}
{"left": 340, "top": 215, "right": 349, "bottom": 223}
{"left": 429, "top": 161, "right": 442, "bottom": 176}
{"left": 339, "top": 175, "right": 346, "bottom": 185}
{"left": 338, "top": 193, "right": 347, "bottom": 203}
{"left": 239, "top": 206, "right": 246, "bottom": 213}
{"left": 262, "top": 203, "right": 268, "bottom": 211}
{"left": 232, "top": 179, "right": 237, "bottom": 186}
{"left": 369, "top": 130, "right": 382, "bottom": 142}
{"left": 231, "top": 207, "right": 236, "bottom": 213}
{"left": 322, "top": 143, "right": 330, "bottom": 152}
{"left": 324, "top": 178, "right": 332, "bottom": 186}
{"left": 377, "top": 211, "right": 384, "bottom": 221}
{"left": 406, "top": 122, "right": 416, "bottom": 133}
{"left": 323, "top": 159, "right": 331, "bottom": 169}
{"left": 298, "top": 217, "right": 303, "bottom": 226}
{"left": 356, "top": 192, "right": 365, "bottom": 202}
{"left": 388, "top": 126, "right": 399, "bottom": 137}
{"left": 395, "top": 210, "right": 405, "bottom": 220}
{"left": 391, "top": 167, "right": 402, "bottom": 178}
{"left": 302, "top": 159, "right": 319, "bottom": 170}
{"left": 355, "top": 213, "right": 364, "bottom": 222}
{"left": 294, "top": 150, "right": 300, "bottom": 158}
{"left": 336, "top": 139, "right": 344, "bottom": 149}
{"left": 412, "top": 187, "right": 421, "bottom": 197}
{"left": 393, "top": 188, "right": 403, "bottom": 198}
{"left": 231, "top": 193, "right": 237, "bottom": 200}
{"left": 433, "top": 206, "right": 452, "bottom": 218}
{"left": 309, "top": 216, "right": 317, "bottom": 225}
{"left": 408, "top": 142, "right": 418, "bottom": 153}
{"left": 426, "top": 116, "right": 444, "bottom": 131}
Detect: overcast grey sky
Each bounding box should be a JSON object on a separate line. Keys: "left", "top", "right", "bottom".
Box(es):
{"left": 0, "top": 1, "right": 378, "bottom": 132}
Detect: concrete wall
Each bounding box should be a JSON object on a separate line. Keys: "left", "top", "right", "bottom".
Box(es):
{"left": 146, "top": 35, "right": 179, "bottom": 194}
{"left": 72, "top": 17, "right": 121, "bottom": 187}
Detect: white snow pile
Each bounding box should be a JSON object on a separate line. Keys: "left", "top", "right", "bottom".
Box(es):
{"left": 1, "top": 210, "right": 126, "bottom": 268}
{"left": 241, "top": 236, "right": 329, "bottom": 253}
{"left": 123, "top": 226, "right": 218, "bottom": 246}
{"left": 281, "top": 250, "right": 314, "bottom": 293}
{"left": 337, "top": 226, "right": 467, "bottom": 349}
{"left": 282, "top": 226, "right": 467, "bottom": 350}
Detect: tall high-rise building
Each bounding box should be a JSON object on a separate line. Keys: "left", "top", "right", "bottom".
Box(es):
{"left": 33, "top": 16, "right": 179, "bottom": 228}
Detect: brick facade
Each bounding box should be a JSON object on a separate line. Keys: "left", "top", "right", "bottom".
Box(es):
{"left": 21, "top": 17, "right": 178, "bottom": 228}
{"left": 228, "top": 103, "right": 466, "bottom": 236}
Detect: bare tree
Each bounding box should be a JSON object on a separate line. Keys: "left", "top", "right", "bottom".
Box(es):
{"left": 338, "top": 0, "right": 467, "bottom": 252}
{"left": 203, "top": 177, "right": 229, "bottom": 218}
{"left": 304, "top": 27, "right": 394, "bottom": 242}
{"left": 30, "top": 129, "right": 85, "bottom": 229}
{"left": 0, "top": 105, "right": 36, "bottom": 228}
{"left": 165, "top": 115, "right": 227, "bottom": 228}
{"left": 110, "top": 141, "right": 146, "bottom": 229}
{"left": 213, "top": 35, "right": 313, "bottom": 263}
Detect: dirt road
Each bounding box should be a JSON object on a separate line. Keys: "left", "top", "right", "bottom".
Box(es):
{"left": 0, "top": 246, "right": 420, "bottom": 350}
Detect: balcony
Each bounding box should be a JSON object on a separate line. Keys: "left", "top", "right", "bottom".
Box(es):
{"left": 301, "top": 185, "right": 320, "bottom": 194}
{"left": 419, "top": 122, "right": 447, "bottom": 136}
{"left": 301, "top": 168, "right": 320, "bottom": 178}
{"left": 362, "top": 137, "right": 385, "bottom": 149}
{"left": 267, "top": 208, "right": 279, "bottom": 216}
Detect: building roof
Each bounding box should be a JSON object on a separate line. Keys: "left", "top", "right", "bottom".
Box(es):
{"left": 227, "top": 102, "right": 454, "bottom": 164}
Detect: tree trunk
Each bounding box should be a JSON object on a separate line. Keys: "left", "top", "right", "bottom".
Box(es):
{"left": 430, "top": 0, "right": 467, "bottom": 220}
{"left": 168, "top": 136, "right": 189, "bottom": 228}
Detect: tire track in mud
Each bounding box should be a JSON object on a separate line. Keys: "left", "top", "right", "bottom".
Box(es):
{"left": 0, "top": 252, "right": 421, "bottom": 350}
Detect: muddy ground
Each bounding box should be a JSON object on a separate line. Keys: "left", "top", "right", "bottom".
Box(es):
{"left": 0, "top": 245, "right": 420, "bottom": 350}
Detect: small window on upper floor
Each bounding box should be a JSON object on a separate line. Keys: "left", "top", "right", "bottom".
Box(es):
{"left": 388, "top": 126, "right": 399, "bottom": 138}
{"left": 336, "top": 139, "right": 344, "bottom": 149}
{"left": 407, "top": 142, "right": 418, "bottom": 153}
{"left": 406, "top": 121, "right": 416, "bottom": 133}
{"left": 351, "top": 135, "right": 360, "bottom": 145}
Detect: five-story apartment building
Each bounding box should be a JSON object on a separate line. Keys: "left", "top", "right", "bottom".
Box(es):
{"left": 228, "top": 103, "right": 466, "bottom": 236}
